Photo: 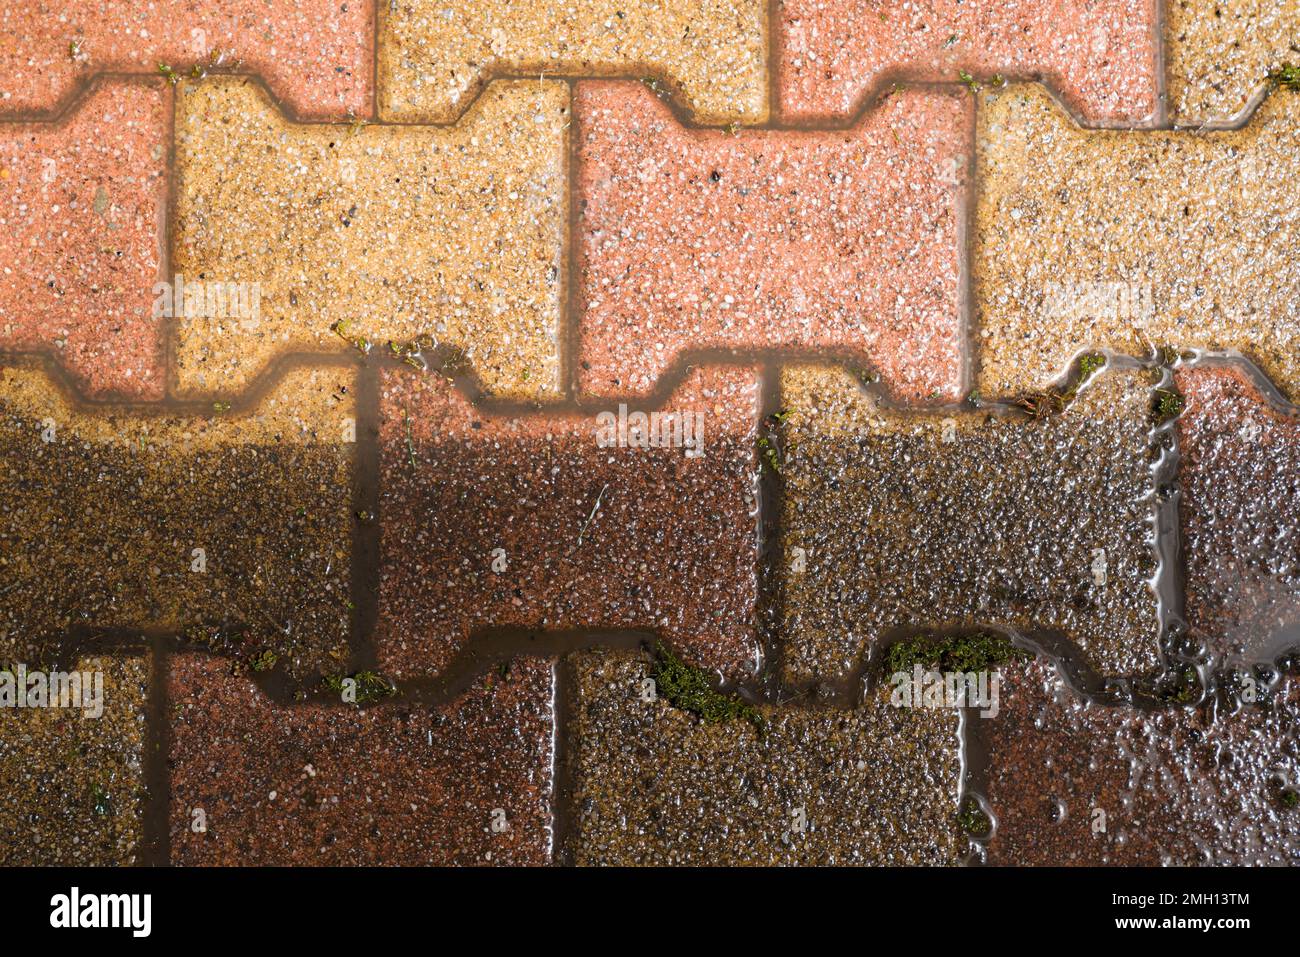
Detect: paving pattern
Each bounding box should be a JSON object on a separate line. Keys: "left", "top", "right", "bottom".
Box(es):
{"left": 3, "top": 1, "right": 1300, "bottom": 867}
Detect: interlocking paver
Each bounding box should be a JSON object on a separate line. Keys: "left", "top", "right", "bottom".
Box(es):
{"left": 0, "top": 80, "right": 166, "bottom": 399}
{"left": 779, "top": 364, "right": 1160, "bottom": 685}
{"left": 172, "top": 76, "right": 566, "bottom": 401}
{"left": 779, "top": 0, "right": 1158, "bottom": 125}
{"left": 1167, "top": 0, "right": 1300, "bottom": 126}
{"left": 0, "top": 654, "right": 148, "bottom": 866}
{"left": 1177, "top": 365, "right": 1300, "bottom": 665}
{"left": 975, "top": 82, "right": 1300, "bottom": 401}
{"left": 576, "top": 81, "right": 967, "bottom": 402}
{"left": 0, "top": 361, "right": 355, "bottom": 677}
{"left": 378, "top": 0, "right": 767, "bottom": 124}
{"left": 376, "top": 365, "right": 760, "bottom": 679}
{"left": 980, "top": 658, "right": 1300, "bottom": 865}
{"left": 566, "top": 647, "right": 963, "bottom": 865}
{"left": 168, "top": 653, "right": 554, "bottom": 865}
{"left": 0, "top": 0, "right": 371, "bottom": 120}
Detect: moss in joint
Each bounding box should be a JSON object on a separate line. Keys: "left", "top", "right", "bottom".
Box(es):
{"left": 1153, "top": 387, "right": 1185, "bottom": 425}
{"left": 957, "top": 797, "right": 991, "bottom": 837}
{"left": 321, "top": 670, "right": 396, "bottom": 705}
{"left": 884, "top": 633, "right": 1029, "bottom": 677}
{"left": 651, "top": 642, "right": 764, "bottom": 731}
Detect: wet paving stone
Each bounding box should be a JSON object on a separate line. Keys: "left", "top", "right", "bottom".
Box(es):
{"left": 0, "top": 654, "right": 148, "bottom": 865}
{"left": 779, "top": 0, "right": 1158, "bottom": 125}
{"left": 378, "top": 0, "right": 767, "bottom": 124}
{"left": 0, "top": 0, "right": 372, "bottom": 120}
{"left": 1166, "top": 0, "right": 1300, "bottom": 126}
{"left": 376, "top": 365, "right": 760, "bottom": 680}
{"left": 576, "top": 81, "right": 967, "bottom": 403}
{"left": 172, "top": 76, "right": 567, "bottom": 401}
{"left": 168, "top": 653, "right": 554, "bottom": 865}
{"left": 975, "top": 82, "right": 1300, "bottom": 402}
{"left": 779, "top": 364, "right": 1161, "bottom": 685}
{"left": 980, "top": 658, "right": 1300, "bottom": 865}
{"left": 1177, "top": 365, "right": 1300, "bottom": 665}
{"left": 0, "top": 361, "right": 355, "bottom": 678}
{"left": 0, "top": 79, "right": 167, "bottom": 400}
{"left": 565, "top": 647, "right": 963, "bottom": 865}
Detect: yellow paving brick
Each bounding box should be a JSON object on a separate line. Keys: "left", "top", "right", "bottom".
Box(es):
{"left": 378, "top": 0, "right": 767, "bottom": 124}
{"left": 1167, "top": 0, "right": 1300, "bottom": 126}
{"left": 172, "top": 77, "right": 566, "bottom": 400}
{"left": 0, "top": 654, "right": 148, "bottom": 865}
{"left": 975, "top": 83, "right": 1300, "bottom": 400}
{"left": 0, "top": 361, "right": 356, "bottom": 677}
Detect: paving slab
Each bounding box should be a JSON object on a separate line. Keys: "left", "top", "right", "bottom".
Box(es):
{"left": 576, "top": 80, "right": 967, "bottom": 403}
{"left": 376, "top": 365, "right": 761, "bottom": 679}
{"left": 779, "top": 0, "right": 1158, "bottom": 125}
{"left": 0, "top": 79, "right": 166, "bottom": 399}
{"left": 975, "top": 81, "right": 1300, "bottom": 401}
{"left": 0, "top": 361, "right": 355, "bottom": 678}
{"left": 172, "top": 76, "right": 566, "bottom": 401}
{"left": 566, "top": 647, "right": 963, "bottom": 865}
{"left": 779, "top": 364, "right": 1161, "bottom": 685}
{"left": 1166, "top": 0, "right": 1300, "bottom": 126}
{"left": 0, "top": 654, "right": 148, "bottom": 865}
{"left": 168, "top": 653, "right": 554, "bottom": 865}
{"left": 1177, "top": 365, "right": 1300, "bottom": 665}
{"left": 981, "top": 658, "right": 1300, "bottom": 865}
{"left": 0, "top": 0, "right": 371, "bottom": 120}
{"left": 378, "top": 0, "right": 767, "bottom": 124}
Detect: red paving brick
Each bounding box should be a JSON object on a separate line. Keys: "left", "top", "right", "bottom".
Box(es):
{"left": 1177, "top": 365, "right": 1300, "bottom": 666}
{"left": 0, "top": 0, "right": 371, "bottom": 120}
{"left": 980, "top": 659, "right": 1300, "bottom": 865}
{"left": 778, "top": 0, "right": 1159, "bottom": 125}
{"left": 376, "top": 364, "right": 761, "bottom": 680}
{"left": 0, "top": 79, "right": 166, "bottom": 399}
{"left": 168, "top": 653, "right": 554, "bottom": 865}
{"left": 575, "top": 81, "right": 967, "bottom": 403}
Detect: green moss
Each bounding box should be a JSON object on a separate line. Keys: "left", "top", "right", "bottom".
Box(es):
{"left": 156, "top": 62, "right": 179, "bottom": 85}
{"left": 651, "top": 642, "right": 764, "bottom": 731}
{"left": 321, "top": 670, "right": 396, "bottom": 705}
{"left": 758, "top": 435, "right": 781, "bottom": 474}
{"left": 958, "top": 70, "right": 980, "bottom": 93}
{"left": 1153, "top": 387, "right": 1185, "bottom": 424}
{"left": 1281, "top": 789, "right": 1300, "bottom": 810}
{"left": 1154, "top": 666, "right": 1200, "bottom": 705}
{"left": 957, "top": 798, "right": 990, "bottom": 837}
{"left": 1268, "top": 63, "right": 1300, "bottom": 90}
{"left": 1078, "top": 352, "right": 1105, "bottom": 380}
{"left": 250, "top": 649, "right": 277, "bottom": 672}
{"left": 884, "top": 633, "right": 1028, "bottom": 677}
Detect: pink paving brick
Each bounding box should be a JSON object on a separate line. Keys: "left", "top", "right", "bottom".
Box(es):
{"left": 0, "top": 79, "right": 166, "bottom": 400}
{"left": 778, "top": 0, "right": 1158, "bottom": 125}
{"left": 0, "top": 0, "right": 371, "bottom": 120}
{"left": 168, "top": 653, "right": 554, "bottom": 865}
{"left": 376, "top": 365, "right": 761, "bottom": 680}
{"left": 575, "top": 81, "right": 967, "bottom": 403}
{"left": 1177, "top": 365, "right": 1300, "bottom": 666}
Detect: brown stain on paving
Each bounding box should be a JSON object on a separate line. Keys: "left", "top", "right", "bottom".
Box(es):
{"left": 0, "top": 360, "right": 356, "bottom": 679}
{"left": 979, "top": 658, "right": 1300, "bottom": 865}
{"left": 779, "top": 364, "right": 1161, "bottom": 685}
{"left": 167, "top": 652, "right": 554, "bottom": 866}
{"left": 564, "top": 647, "right": 963, "bottom": 865}
{"left": 0, "top": 654, "right": 149, "bottom": 866}
{"left": 375, "top": 364, "right": 762, "bottom": 680}
{"left": 1177, "top": 365, "right": 1300, "bottom": 665}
